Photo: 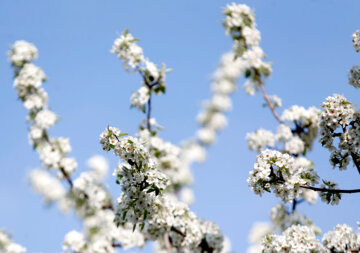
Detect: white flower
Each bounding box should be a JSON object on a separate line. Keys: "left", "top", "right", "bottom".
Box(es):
{"left": 284, "top": 136, "right": 305, "bottom": 155}
{"left": 0, "top": 230, "right": 26, "bottom": 253}
{"left": 63, "top": 230, "right": 85, "bottom": 252}
{"left": 179, "top": 187, "right": 195, "bottom": 205}
{"left": 111, "top": 30, "right": 144, "bottom": 69}
{"left": 301, "top": 189, "right": 318, "bottom": 204}
{"left": 353, "top": 30, "right": 360, "bottom": 52}
{"left": 34, "top": 109, "right": 57, "bottom": 129}
{"left": 249, "top": 222, "right": 272, "bottom": 244}
{"left": 87, "top": 155, "right": 109, "bottom": 180}
{"left": 9, "top": 40, "right": 38, "bottom": 66}
{"left": 197, "top": 128, "right": 216, "bottom": 145}
{"left": 14, "top": 63, "right": 46, "bottom": 90}
{"left": 262, "top": 225, "right": 324, "bottom": 253}
{"left": 59, "top": 157, "right": 77, "bottom": 175}
{"left": 131, "top": 86, "right": 150, "bottom": 111}
{"left": 246, "top": 129, "right": 275, "bottom": 152}
{"left": 29, "top": 169, "right": 65, "bottom": 204}
{"left": 322, "top": 224, "right": 360, "bottom": 252}
{"left": 248, "top": 149, "right": 319, "bottom": 202}
{"left": 349, "top": 65, "right": 360, "bottom": 88}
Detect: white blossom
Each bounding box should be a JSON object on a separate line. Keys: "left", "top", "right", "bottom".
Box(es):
{"left": 0, "top": 230, "right": 26, "bottom": 253}
{"left": 262, "top": 225, "right": 324, "bottom": 253}
{"left": 348, "top": 65, "right": 360, "bottom": 88}
{"left": 246, "top": 129, "right": 275, "bottom": 152}
{"left": 34, "top": 109, "right": 57, "bottom": 129}
{"left": 131, "top": 86, "right": 150, "bottom": 111}
{"left": 63, "top": 230, "right": 85, "bottom": 252}
{"left": 87, "top": 155, "right": 109, "bottom": 180}
{"left": 322, "top": 224, "right": 360, "bottom": 252}
{"left": 248, "top": 149, "right": 319, "bottom": 202}
{"left": 9, "top": 40, "right": 38, "bottom": 66}
{"left": 29, "top": 169, "right": 66, "bottom": 204}
{"left": 353, "top": 30, "right": 360, "bottom": 52}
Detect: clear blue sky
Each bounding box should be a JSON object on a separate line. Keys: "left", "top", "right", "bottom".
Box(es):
{"left": 1, "top": 0, "right": 360, "bottom": 252}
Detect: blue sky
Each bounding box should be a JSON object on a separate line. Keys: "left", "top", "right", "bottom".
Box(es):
{"left": 1, "top": 0, "right": 360, "bottom": 252}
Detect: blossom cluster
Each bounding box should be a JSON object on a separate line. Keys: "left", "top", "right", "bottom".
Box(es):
{"left": 111, "top": 29, "right": 169, "bottom": 112}
{"left": 260, "top": 222, "right": 360, "bottom": 253}
{"left": 100, "top": 128, "right": 226, "bottom": 252}
{"left": 270, "top": 204, "right": 320, "bottom": 234}
{"left": 0, "top": 230, "right": 26, "bottom": 253}
{"left": 9, "top": 41, "right": 78, "bottom": 179}
{"left": 349, "top": 65, "right": 360, "bottom": 88}
{"left": 111, "top": 28, "right": 230, "bottom": 252}
{"left": 60, "top": 155, "right": 146, "bottom": 252}
{"left": 247, "top": 149, "right": 319, "bottom": 202}
{"left": 246, "top": 128, "right": 275, "bottom": 153}
{"left": 223, "top": 3, "right": 272, "bottom": 93}
{"left": 137, "top": 129, "right": 193, "bottom": 194}
{"left": 195, "top": 51, "right": 247, "bottom": 148}
{"left": 247, "top": 203, "right": 322, "bottom": 253}
{"left": 8, "top": 40, "right": 37, "bottom": 67}
{"left": 246, "top": 123, "right": 310, "bottom": 156}
{"left": 322, "top": 223, "right": 360, "bottom": 252}
{"left": 262, "top": 225, "right": 325, "bottom": 253}
{"left": 281, "top": 106, "right": 321, "bottom": 151}
{"left": 29, "top": 169, "right": 66, "bottom": 205}
{"left": 353, "top": 30, "right": 360, "bottom": 52}
{"left": 247, "top": 222, "right": 273, "bottom": 253}
{"left": 319, "top": 94, "right": 360, "bottom": 170}
{"left": 62, "top": 210, "right": 145, "bottom": 253}
{"left": 196, "top": 53, "right": 242, "bottom": 145}
{"left": 10, "top": 41, "right": 150, "bottom": 253}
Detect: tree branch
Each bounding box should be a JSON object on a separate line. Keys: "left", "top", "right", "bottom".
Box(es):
{"left": 60, "top": 167, "right": 73, "bottom": 188}
{"left": 350, "top": 152, "right": 360, "bottom": 175}
{"left": 259, "top": 83, "right": 283, "bottom": 124}
{"left": 164, "top": 233, "right": 172, "bottom": 253}
{"left": 300, "top": 184, "right": 360, "bottom": 194}
{"left": 146, "top": 92, "right": 152, "bottom": 132}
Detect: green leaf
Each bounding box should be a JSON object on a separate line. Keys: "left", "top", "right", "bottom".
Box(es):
{"left": 118, "top": 132, "right": 128, "bottom": 137}
{"left": 122, "top": 211, "right": 127, "bottom": 221}
{"left": 140, "top": 222, "right": 145, "bottom": 231}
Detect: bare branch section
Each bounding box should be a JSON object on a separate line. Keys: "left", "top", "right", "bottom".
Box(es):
{"left": 259, "top": 83, "right": 283, "bottom": 124}
{"left": 300, "top": 184, "right": 360, "bottom": 194}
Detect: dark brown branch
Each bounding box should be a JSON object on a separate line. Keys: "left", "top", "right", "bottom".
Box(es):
{"left": 300, "top": 184, "right": 360, "bottom": 194}
{"left": 350, "top": 152, "right": 360, "bottom": 175}
{"left": 340, "top": 126, "right": 360, "bottom": 175}
{"left": 170, "top": 226, "right": 186, "bottom": 237}
{"left": 291, "top": 199, "right": 297, "bottom": 214}
{"left": 60, "top": 167, "right": 73, "bottom": 188}
{"left": 111, "top": 242, "right": 122, "bottom": 248}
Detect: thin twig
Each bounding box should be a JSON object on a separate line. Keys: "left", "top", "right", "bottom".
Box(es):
{"left": 259, "top": 83, "right": 283, "bottom": 124}
{"left": 60, "top": 167, "right": 73, "bottom": 188}
{"left": 147, "top": 92, "right": 152, "bottom": 132}
{"left": 291, "top": 199, "right": 297, "bottom": 213}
